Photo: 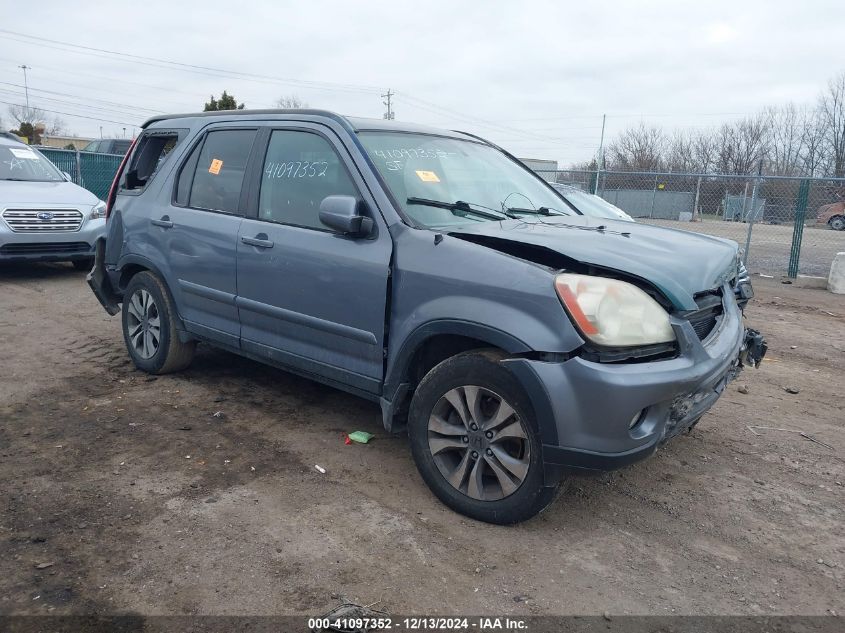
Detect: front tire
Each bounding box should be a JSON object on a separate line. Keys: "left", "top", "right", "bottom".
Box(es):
{"left": 408, "top": 350, "right": 560, "bottom": 524}
{"left": 830, "top": 215, "right": 845, "bottom": 231}
{"left": 121, "top": 271, "right": 195, "bottom": 374}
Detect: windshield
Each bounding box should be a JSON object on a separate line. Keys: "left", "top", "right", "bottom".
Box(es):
{"left": 558, "top": 188, "right": 631, "bottom": 220}
{"left": 357, "top": 132, "right": 572, "bottom": 227}
{"left": 0, "top": 144, "right": 64, "bottom": 182}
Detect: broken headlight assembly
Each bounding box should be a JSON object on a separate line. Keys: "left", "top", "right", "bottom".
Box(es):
{"left": 554, "top": 273, "right": 676, "bottom": 347}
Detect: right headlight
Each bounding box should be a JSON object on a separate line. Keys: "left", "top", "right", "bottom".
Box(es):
{"left": 554, "top": 273, "right": 675, "bottom": 347}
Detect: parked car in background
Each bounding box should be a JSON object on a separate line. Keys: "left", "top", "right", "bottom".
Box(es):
{"left": 551, "top": 183, "right": 635, "bottom": 222}
{"left": 816, "top": 201, "right": 845, "bottom": 231}
{"left": 1, "top": 136, "right": 106, "bottom": 269}
{"left": 88, "top": 109, "right": 766, "bottom": 524}
{"left": 82, "top": 139, "right": 132, "bottom": 155}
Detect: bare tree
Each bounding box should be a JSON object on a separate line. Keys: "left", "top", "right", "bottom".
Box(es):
{"left": 691, "top": 131, "right": 719, "bottom": 173}
{"left": 819, "top": 71, "right": 845, "bottom": 177}
{"left": 276, "top": 95, "right": 308, "bottom": 109}
{"left": 665, "top": 130, "right": 694, "bottom": 172}
{"left": 607, "top": 123, "right": 666, "bottom": 171}
{"left": 800, "top": 106, "right": 830, "bottom": 176}
{"left": 7, "top": 104, "right": 47, "bottom": 127}
{"left": 47, "top": 116, "right": 66, "bottom": 136}
{"left": 763, "top": 104, "right": 805, "bottom": 176}
{"left": 714, "top": 115, "right": 768, "bottom": 175}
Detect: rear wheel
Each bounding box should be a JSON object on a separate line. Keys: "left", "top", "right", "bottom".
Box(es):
{"left": 408, "top": 350, "right": 561, "bottom": 524}
{"left": 121, "top": 271, "right": 195, "bottom": 374}
{"left": 830, "top": 215, "right": 845, "bottom": 231}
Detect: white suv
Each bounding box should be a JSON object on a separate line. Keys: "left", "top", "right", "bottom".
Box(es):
{"left": 1, "top": 136, "right": 106, "bottom": 269}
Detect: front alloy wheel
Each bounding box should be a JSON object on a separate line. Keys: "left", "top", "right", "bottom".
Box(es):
{"left": 428, "top": 386, "right": 530, "bottom": 501}
{"left": 408, "top": 350, "right": 562, "bottom": 524}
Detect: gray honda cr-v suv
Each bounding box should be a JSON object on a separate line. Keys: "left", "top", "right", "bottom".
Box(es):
{"left": 88, "top": 109, "right": 766, "bottom": 524}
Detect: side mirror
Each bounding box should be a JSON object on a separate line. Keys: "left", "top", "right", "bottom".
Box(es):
{"left": 61, "top": 171, "right": 72, "bottom": 181}
{"left": 319, "top": 195, "right": 374, "bottom": 236}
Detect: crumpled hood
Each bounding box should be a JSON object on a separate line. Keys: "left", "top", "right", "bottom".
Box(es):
{"left": 448, "top": 216, "right": 739, "bottom": 310}
{"left": 1, "top": 180, "right": 100, "bottom": 207}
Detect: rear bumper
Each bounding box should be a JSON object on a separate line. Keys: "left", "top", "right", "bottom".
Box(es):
{"left": 86, "top": 238, "right": 121, "bottom": 315}
{"left": 504, "top": 287, "right": 765, "bottom": 479}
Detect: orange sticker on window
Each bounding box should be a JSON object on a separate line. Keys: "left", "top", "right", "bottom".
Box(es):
{"left": 209, "top": 158, "right": 223, "bottom": 175}
{"left": 415, "top": 170, "right": 440, "bottom": 183}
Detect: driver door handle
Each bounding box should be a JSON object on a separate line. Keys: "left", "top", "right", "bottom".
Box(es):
{"left": 241, "top": 234, "right": 274, "bottom": 249}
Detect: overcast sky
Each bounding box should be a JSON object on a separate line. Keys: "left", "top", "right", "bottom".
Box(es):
{"left": 1, "top": 0, "right": 842, "bottom": 164}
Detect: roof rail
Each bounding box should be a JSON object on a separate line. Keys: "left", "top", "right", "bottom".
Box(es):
{"left": 141, "top": 108, "right": 352, "bottom": 130}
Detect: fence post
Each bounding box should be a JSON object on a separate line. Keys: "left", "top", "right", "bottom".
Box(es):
{"left": 787, "top": 179, "right": 810, "bottom": 278}
{"left": 742, "top": 161, "right": 764, "bottom": 267}
{"left": 74, "top": 149, "right": 82, "bottom": 185}
{"left": 649, "top": 174, "right": 658, "bottom": 218}
{"left": 693, "top": 176, "right": 702, "bottom": 221}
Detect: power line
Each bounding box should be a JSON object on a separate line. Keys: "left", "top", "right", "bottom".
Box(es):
{"left": 0, "top": 88, "right": 146, "bottom": 121}
{"left": 0, "top": 30, "right": 382, "bottom": 96}
{"left": 0, "top": 81, "right": 160, "bottom": 114}
{"left": 1, "top": 29, "right": 575, "bottom": 147}
{"left": 0, "top": 99, "right": 136, "bottom": 126}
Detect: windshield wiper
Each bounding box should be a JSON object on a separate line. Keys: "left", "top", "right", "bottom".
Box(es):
{"left": 407, "top": 197, "right": 513, "bottom": 221}
{"left": 505, "top": 206, "right": 568, "bottom": 216}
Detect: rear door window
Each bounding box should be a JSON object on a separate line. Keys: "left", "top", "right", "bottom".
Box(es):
{"left": 183, "top": 129, "right": 257, "bottom": 214}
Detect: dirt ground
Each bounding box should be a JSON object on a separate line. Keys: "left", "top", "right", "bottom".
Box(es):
{"left": 0, "top": 265, "right": 843, "bottom": 618}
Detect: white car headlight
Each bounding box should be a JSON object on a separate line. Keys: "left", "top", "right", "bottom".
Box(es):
{"left": 90, "top": 201, "right": 107, "bottom": 219}
{"left": 554, "top": 273, "right": 675, "bottom": 347}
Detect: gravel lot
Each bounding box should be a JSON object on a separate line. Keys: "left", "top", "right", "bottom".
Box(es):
{"left": 640, "top": 219, "right": 845, "bottom": 277}
{"left": 0, "top": 265, "right": 843, "bottom": 617}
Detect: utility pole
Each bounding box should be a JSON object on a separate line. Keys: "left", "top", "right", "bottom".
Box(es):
{"left": 594, "top": 113, "right": 606, "bottom": 194}
{"left": 19, "top": 65, "right": 30, "bottom": 110}
{"left": 99, "top": 126, "right": 103, "bottom": 139}
{"left": 382, "top": 89, "right": 395, "bottom": 120}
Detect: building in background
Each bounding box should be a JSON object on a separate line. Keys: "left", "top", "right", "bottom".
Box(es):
{"left": 519, "top": 158, "right": 558, "bottom": 182}
{"left": 39, "top": 135, "right": 95, "bottom": 150}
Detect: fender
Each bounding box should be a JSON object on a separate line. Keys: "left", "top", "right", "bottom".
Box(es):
{"left": 380, "top": 319, "right": 532, "bottom": 433}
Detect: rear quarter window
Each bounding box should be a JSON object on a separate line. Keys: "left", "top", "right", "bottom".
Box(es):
{"left": 121, "top": 128, "right": 188, "bottom": 192}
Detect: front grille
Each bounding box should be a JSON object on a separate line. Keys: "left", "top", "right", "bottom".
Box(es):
{"left": 2, "top": 209, "right": 83, "bottom": 233}
{"left": 685, "top": 292, "right": 723, "bottom": 341}
{"left": 0, "top": 242, "right": 91, "bottom": 254}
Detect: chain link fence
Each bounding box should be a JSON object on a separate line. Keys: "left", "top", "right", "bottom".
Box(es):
{"left": 39, "top": 147, "right": 123, "bottom": 201}
{"left": 35, "top": 148, "right": 845, "bottom": 278}
{"left": 537, "top": 168, "right": 845, "bottom": 278}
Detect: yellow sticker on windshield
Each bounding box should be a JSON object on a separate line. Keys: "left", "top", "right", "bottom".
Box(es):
{"left": 415, "top": 170, "right": 440, "bottom": 183}
{"left": 209, "top": 158, "right": 223, "bottom": 175}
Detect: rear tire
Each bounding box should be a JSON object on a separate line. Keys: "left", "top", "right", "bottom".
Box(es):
{"left": 121, "top": 271, "right": 195, "bottom": 374}
{"left": 408, "top": 350, "right": 561, "bottom": 524}
{"left": 829, "top": 215, "right": 845, "bottom": 231}
{"left": 72, "top": 258, "right": 94, "bottom": 271}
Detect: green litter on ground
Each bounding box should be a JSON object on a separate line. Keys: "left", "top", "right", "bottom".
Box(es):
{"left": 347, "top": 431, "right": 374, "bottom": 444}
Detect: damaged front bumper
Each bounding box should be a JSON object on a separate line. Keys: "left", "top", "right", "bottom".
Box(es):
{"left": 503, "top": 286, "right": 766, "bottom": 479}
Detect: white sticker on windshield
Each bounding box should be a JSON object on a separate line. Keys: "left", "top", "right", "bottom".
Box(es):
{"left": 9, "top": 148, "right": 39, "bottom": 160}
